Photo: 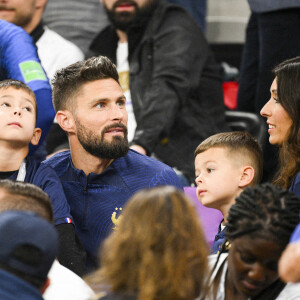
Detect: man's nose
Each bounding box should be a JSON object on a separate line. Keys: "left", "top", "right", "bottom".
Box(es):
{"left": 110, "top": 105, "right": 124, "bottom": 120}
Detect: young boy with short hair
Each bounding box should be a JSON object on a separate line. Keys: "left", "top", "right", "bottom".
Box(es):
{"left": 0, "top": 79, "right": 85, "bottom": 275}
{"left": 194, "top": 131, "right": 263, "bottom": 253}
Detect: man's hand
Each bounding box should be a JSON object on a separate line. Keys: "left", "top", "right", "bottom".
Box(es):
{"left": 279, "top": 241, "right": 300, "bottom": 283}
{"left": 130, "top": 145, "right": 147, "bottom": 155}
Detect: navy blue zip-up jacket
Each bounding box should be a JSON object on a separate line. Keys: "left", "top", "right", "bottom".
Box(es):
{"left": 43, "top": 149, "right": 182, "bottom": 270}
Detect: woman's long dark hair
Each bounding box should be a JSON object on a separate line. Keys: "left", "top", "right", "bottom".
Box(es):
{"left": 272, "top": 57, "right": 300, "bottom": 188}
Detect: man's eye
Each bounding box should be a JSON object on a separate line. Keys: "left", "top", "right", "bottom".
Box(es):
{"left": 117, "top": 100, "right": 125, "bottom": 108}
{"left": 96, "top": 103, "right": 106, "bottom": 109}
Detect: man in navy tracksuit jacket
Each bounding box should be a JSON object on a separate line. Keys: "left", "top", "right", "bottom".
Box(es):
{"left": 42, "top": 56, "right": 182, "bottom": 271}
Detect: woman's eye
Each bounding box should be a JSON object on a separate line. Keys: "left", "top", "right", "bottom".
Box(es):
{"left": 273, "top": 97, "right": 279, "bottom": 103}
{"left": 240, "top": 253, "right": 255, "bottom": 264}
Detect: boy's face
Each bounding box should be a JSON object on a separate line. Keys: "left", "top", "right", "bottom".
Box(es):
{"left": 195, "top": 147, "right": 243, "bottom": 210}
{"left": 0, "top": 87, "right": 41, "bottom": 147}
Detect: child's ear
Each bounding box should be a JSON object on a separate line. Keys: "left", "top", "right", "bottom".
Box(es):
{"left": 56, "top": 110, "right": 75, "bottom": 134}
{"left": 30, "top": 128, "right": 42, "bottom": 146}
{"left": 239, "top": 166, "right": 255, "bottom": 188}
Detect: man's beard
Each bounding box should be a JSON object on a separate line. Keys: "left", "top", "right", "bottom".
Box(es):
{"left": 76, "top": 120, "right": 129, "bottom": 159}
{"left": 0, "top": 5, "right": 34, "bottom": 29}
{"left": 104, "top": 0, "right": 158, "bottom": 31}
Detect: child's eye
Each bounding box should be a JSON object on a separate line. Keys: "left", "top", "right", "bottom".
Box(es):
{"left": 207, "top": 168, "right": 214, "bottom": 173}
{"left": 1, "top": 102, "right": 9, "bottom": 107}
{"left": 23, "top": 107, "right": 32, "bottom": 112}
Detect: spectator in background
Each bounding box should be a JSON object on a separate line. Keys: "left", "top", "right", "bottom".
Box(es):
{"left": 86, "top": 186, "right": 209, "bottom": 300}
{"left": 0, "top": 20, "right": 54, "bottom": 148}
{"left": 237, "top": 0, "right": 300, "bottom": 181}
{"left": 88, "top": 0, "right": 228, "bottom": 184}
{"left": 0, "top": 0, "right": 84, "bottom": 80}
{"left": 0, "top": 210, "right": 58, "bottom": 300}
{"left": 0, "top": 0, "right": 84, "bottom": 160}
{"left": 166, "top": 0, "right": 206, "bottom": 31}
{"left": 43, "top": 0, "right": 109, "bottom": 55}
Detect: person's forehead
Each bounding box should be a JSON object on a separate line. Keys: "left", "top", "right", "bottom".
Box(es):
{"left": 75, "top": 79, "right": 123, "bottom": 101}
{"left": 1, "top": 86, "right": 33, "bottom": 100}
{"left": 196, "top": 146, "right": 229, "bottom": 161}
{"left": 233, "top": 235, "right": 282, "bottom": 259}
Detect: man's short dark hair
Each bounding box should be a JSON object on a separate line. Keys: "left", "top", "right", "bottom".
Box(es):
{"left": 52, "top": 56, "right": 119, "bottom": 112}
{"left": 0, "top": 180, "right": 53, "bottom": 222}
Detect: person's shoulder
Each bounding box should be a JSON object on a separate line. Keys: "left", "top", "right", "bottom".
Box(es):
{"left": 42, "top": 151, "right": 71, "bottom": 172}
{"left": 152, "top": 1, "right": 200, "bottom": 29}
{"left": 208, "top": 253, "right": 228, "bottom": 268}
{"left": 119, "top": 150, "right": 183, "bottom": 188}
{"left": 276, "top": 282, "right": 300, "bottom": 300}
{"left": 124, "top": 150, "right": 174, "bottom": 171}
{"left": 290, "top": 171, "right": 300, "bottom": 198}
{"left": 41, "top": 27, "right": 84, "bottom": 56}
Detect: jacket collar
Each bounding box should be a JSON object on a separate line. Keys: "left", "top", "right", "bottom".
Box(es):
{"left": 30, "top": 22, "right": 45, "bottom": 44}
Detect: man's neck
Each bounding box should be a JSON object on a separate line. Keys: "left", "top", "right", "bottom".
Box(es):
{"left": 116, "top": 29, "right": 128, "bottom": 43}
{"left": 70, "top": 142, "right": 114, "bottom": 176}
{"left": 0, "top": 144, "right": 28, "bottom": 171}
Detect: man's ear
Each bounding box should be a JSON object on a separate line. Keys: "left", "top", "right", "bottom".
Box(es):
{"left": 239, "top": 166, "right": 255, "bottom": 188}
{"left": 30, "top": 128, "right": 42, "bottom": 146}
{"left": 56, "top": 110, "right": 76, "bottom": 134}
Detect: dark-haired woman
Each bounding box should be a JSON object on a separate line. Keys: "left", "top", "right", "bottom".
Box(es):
{"left": 206, "top": 183, "right": 300, "bottom": 300}
{"left": 260, "top": 57, "right": 300, "bottom": 196}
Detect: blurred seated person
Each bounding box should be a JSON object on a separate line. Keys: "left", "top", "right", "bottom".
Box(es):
{"left": 0, "top": 179, "right": 95, "bottom": 299}
{"left": 206, "top": 183, "right": 300, "bottom": 300}
{"left": 86, "top": 186, "right": 209, "bottom": 300}
{"left": 0, "top": 210, "right": 58, "bottom": 300}
{"left": 279, "top": 223, "right": 300, "bottom": 283}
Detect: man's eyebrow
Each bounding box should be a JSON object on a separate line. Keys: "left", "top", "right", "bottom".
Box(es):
{"left": 91, "top": 95, "right": 126, "bottom": 101}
